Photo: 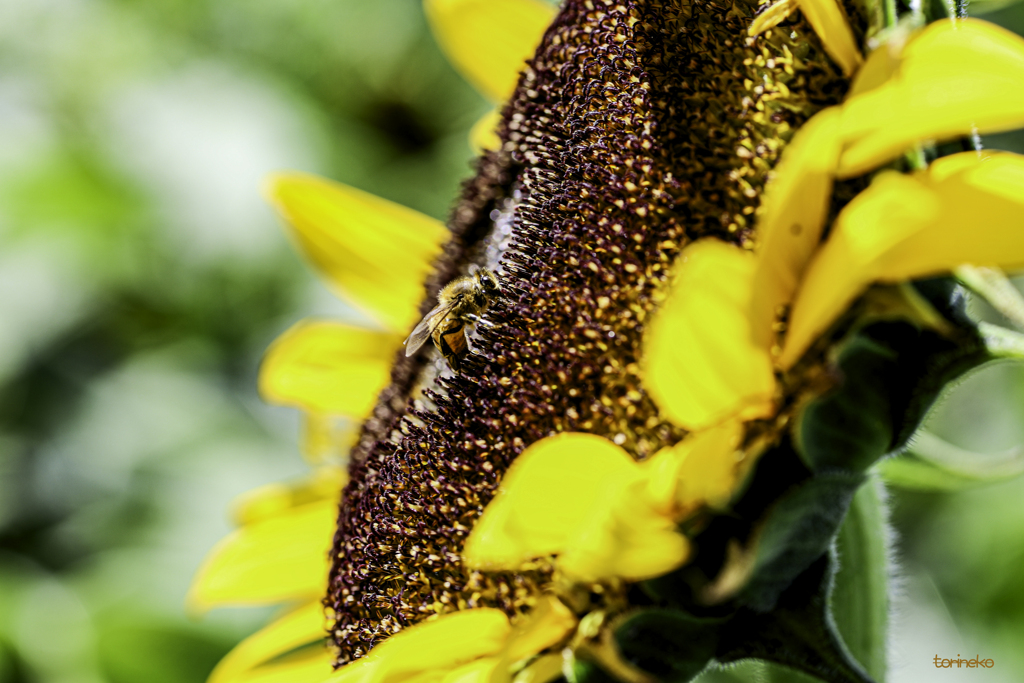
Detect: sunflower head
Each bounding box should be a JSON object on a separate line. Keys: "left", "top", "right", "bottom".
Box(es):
{"left": 322, "top": 0, "right": 859, "bottom": 664}
{"left": 191, "top": 0, "right": 1024, "bottom": 682}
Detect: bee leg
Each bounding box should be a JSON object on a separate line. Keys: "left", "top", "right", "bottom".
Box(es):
{"left": 447, "top": 353, "right": 462, "bottom": 374}
{"left": 464, "top": 314, "right": 496, "bottom": 328}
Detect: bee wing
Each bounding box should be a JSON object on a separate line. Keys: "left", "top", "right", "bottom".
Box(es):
{"left": 404, "top": 299, "right": 459, "bottom": 356}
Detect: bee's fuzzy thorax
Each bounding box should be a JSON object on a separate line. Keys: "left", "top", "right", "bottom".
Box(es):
{"left": 327, "top": 0, "right": 854, "bottom": 663}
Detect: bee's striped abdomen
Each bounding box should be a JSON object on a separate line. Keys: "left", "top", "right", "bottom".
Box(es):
{"left": 436, "top": 322, "right": 468, "bottom": 359}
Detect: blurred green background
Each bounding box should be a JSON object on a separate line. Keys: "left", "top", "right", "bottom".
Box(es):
{"left": 0, "top": 1, "right": 1021, "bottom": 682}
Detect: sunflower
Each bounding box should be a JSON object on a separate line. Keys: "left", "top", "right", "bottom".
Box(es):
{"left": 191, "top": 1, "right": 1024, "bottom": 682}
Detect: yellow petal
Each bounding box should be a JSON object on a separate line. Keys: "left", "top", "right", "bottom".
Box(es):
{"left": 325, "top": 655, "right": 377, "bottom": 683}
{"left": 266, "top": 173, "right": 448, "bottom": 332}
{"left": 751, "top": 107, "right": 842, "bottom": 350}
{"left": 782, "top": 152, "right": 1024, "bottom": 367}
{"left": 513, "top": 655, "right": 564, "bottom": 683}
{"left": 441, "top": 659, "right": 503, "bottom": 683}
{"left": 797, "top": 0, "right": 863, "bottom": 76}
{"left": 505, "top": 596, "right": 577, "bottom": 662}
{"left": 469, "top": 108, "right": 504, "bottom": 153}
{"left": 640, "top": 446, "right": 689, "bottom": 515}
{"left": 210, "top": 602, "right": 326, "bottom": 683}
{"left": 361, "top": 609, "right": 511, "bottom": 683}
{"left": 424, "top": 0, "right": 555, "bottom": 102}
{"left": 557, "top": 422, "right": 751, "bottom": 583}
{"left": 228, "top": 649, "right": 336, "bottom": 683}
{"left": 300, "top": 412, "right": 356, "bottom": 464}
{"left": 780, "top": 172, "right": 936, "bottom": 366}
{"left": 672, "top": 419, "right": 748, "bottom": 512}
{"left": 748, "top": 0, "right": 797, "bottom": 37}
{"left": 872, "top": 154, "right": 1024, "bottom": 276}
{"left": 462, "top": 434, "right": 637, "bottom": 570}
{"left": 189, "top": 500, "right": 334, "bottom": 611}
{"left": 643, "top": 240, "right": 777, "bottom": 431}
{"left": 838, "top": 19, "right": 1024, "bottom": 178}
{"left": 558, "top": 473, "right": 690, "bottom": 583}
{"left": 259, "top": 320, "right": 398, "bottom": 417}
{"left": 231, "top": 466, "right": 345, "bottom": 527}
{"left": 847, "top": 38, "right": 901, "bottom": 99}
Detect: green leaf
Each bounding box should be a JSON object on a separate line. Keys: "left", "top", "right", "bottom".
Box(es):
{"left": 923, "top": 0, "right": 957, "bottom": 21}
{"left": 796, "top": 320, "right": 992, "bottom": 473}
{"left": 964, "top": 0, "right": 1024, "bottom": 15}
{"left": 613, "top": 610, "right": 722, "bottom": 682}
{"left": 693, "top": 661, "right": 769, "bottom": 683}
{"left": 717, "top": 555, "right": 876, "bottom": 683}
{"left": 741, "top": 470, "right": 865, "bottom": 612}
{"left": 831, "top": 478, "right": 890, "bottom": 682}
{"left": 698, "top": 660, "right": 822, "bottom": 683}
{"left": 763, "top": 665, "right": 823, "bottom": 683}
{"left": 878, "top": 430, "right": 1024, "bottom": 490}
{"left": 568, "top": 657, "right": 622, "bottom": 683}
{"left": 796, "top": 334, "right": 897, "bottom": 472}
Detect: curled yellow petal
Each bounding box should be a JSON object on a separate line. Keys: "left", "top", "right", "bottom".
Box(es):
{"left": 259, "top": 320, "right": 398, "bottom": 417}
{"left": 210, "top": 602, "right": 327, "bottom": 683}
{"left": 552, "top": 424, "right": 747, "bottom": 582}
{"left": 228, "top": 649, "right": 336, "bottom": 683}
{"left": 873, "top": 153, "right": 1024, "bottom": 276}
{"left": 230, "top": 466, "right": 345, "bottom": 527}
{"left": 189, "top": 500, "right": 335, "bottom": 611}
{"left": 344, "top": 598, "right": 574, "bottom": 683}
{"left": 751, "top": 107, "right": 842, "bottom": 350}
{"left": 643, "top": 240, "right": 776, "bottom": 431}
{"left": 672, "top": 419, "right": 748, "bottom": 512}
{"left": 299, "top": 412, "right": 356, "bottom": 464}
{"left": 514, "top": 655, "right": 564, "bottom": 683}
{"left": 265, "top": 173, "right": 448, "bottom": 332}
{"left": 782, "top": 152, "right": 1024, "bottom": 367}
{"left": 505, "top": 595, "right": 577, "bottom": 662}
{"left": 469, "top": 108, "right": 504, "bottom": 153}
{"left": 350, "top": 609, "right": 512, "bottom": 683}
{"left": 797, "top": 0, "right": 863, "bottom": 76}
{"left": 424, "top": 0, "right": 555, "bottom": 102}
{"left": 847, "top": 37, "right": 901, "bottom": 99}
{"left": 780, "top": 172, "right": 937, "bottom": 367}
{"left": 838, "top": 19, "right": 1024, "bottom": 178}
{"left": 441, "top": 659, "right": 502, "bottom": 683}
{"left": 462, "top": 434, "right": 637, "bottom": 570}
{"left": 558, "top": 473, "right": 691, "bottom": 583}
{"left": 325, "top": 655, "right": 375, "bottom": 683}
{"left": 466, "top": 434, "right": 704, "bottom": 582}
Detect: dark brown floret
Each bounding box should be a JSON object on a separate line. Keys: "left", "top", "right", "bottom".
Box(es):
{"left": 327, "top": 0, "right": 853, "bottom": 664}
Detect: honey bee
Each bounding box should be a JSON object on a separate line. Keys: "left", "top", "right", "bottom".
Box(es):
{"left": 404, "top": 268, "right": 500, "bottom": 372}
